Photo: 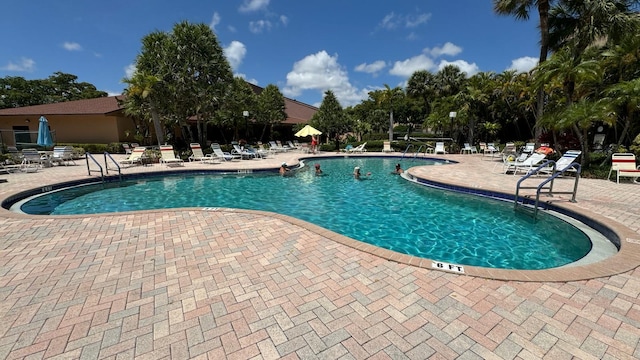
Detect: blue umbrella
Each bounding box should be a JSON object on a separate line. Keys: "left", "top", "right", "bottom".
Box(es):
{"left": 37, "top": 116, "right": 54, "bottom": 148}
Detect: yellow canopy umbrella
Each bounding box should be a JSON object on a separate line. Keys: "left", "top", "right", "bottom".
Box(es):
{"left": 294, "top": 124, "right": 322, "bottom": 137}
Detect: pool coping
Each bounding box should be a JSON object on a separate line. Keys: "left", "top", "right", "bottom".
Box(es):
{"left": 2, "top": 153, "right": 640, "bottom": 282}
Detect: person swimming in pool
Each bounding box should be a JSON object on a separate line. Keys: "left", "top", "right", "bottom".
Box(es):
{"left": 353, "top": 166, "right": 371, "bottom": 179}
{"left": 314, "top": 163, "right": 323, "bottom": 175}
{"left": 280, "top": 162, "right": 290, "bottom": 176}
{"left": 392, "top": 163, "right": 404, "bottom": 175}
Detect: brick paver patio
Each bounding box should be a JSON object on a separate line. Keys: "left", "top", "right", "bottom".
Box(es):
{"left": 1, "top": 151, "right": 639, "bottom": 359}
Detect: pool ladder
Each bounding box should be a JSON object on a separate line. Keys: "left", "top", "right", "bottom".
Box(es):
{"left": 85, "top": 152, "right": 122, "bottom": 182}
{"left": 514, "top": 160, "right": 581, "bottom": 220}
{"left": 401, "top": 144, "right": 427, "bottom": 161}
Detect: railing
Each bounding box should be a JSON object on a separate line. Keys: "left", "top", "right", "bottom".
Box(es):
{"left": 85, "top": 152, "right": 104, "bottom": 181}
{"left": 413, "top": 145, "right": 425, "bottom": 160}
{"left": 514, "top": 160, "right": 581, "bottom": 219}
{"left": 103, "top": 152, "right": 122, "bottom": 182}
{"left": 401, "top": 144, "right": 414, "bottom": 160}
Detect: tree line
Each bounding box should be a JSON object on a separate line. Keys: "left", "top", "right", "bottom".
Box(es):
{"left": 311, "top": 0, "right": 640, "bottom": 165}
{"left": 0, "top": 72, "right": 108, "bottom": 109}
{"left": 4, "top": 1, "right": 639, "bottom": 167}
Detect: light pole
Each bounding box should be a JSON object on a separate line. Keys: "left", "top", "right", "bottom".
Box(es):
{"left": 243, "top": 111, "right": 249, "bottom": 138}
{"left": 449, "top": 112, "right": 457, "bottom": 140}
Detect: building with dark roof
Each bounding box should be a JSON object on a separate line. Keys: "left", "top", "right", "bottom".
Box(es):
{"left": 0, "top": 87, "right": 317, "bottom": 148}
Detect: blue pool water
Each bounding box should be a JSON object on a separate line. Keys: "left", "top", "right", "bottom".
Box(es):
{"left": 17, "top": 157, "right": 592, "bottom": 270}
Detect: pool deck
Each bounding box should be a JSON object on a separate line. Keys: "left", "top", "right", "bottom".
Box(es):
{"left": 1, "top": 150, "right": 640, "bottom": 359}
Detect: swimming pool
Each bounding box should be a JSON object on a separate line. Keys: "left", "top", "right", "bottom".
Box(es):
{"left": 13, "top": 157, "right": 598, "bottom": 270}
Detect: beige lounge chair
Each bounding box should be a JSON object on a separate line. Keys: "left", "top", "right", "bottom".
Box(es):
{"left": 608, "top": 153, "right": 640, "bottom": 183}
{"left": 120, "top": 146, "right": 146, "bottom": 167}
{"left": 382, "top": 141, "right": 394, "bottom": 153}
{"left": 160, "top": 145, "right": 184, "bottom": 166}
{"left": 189, "top": 143, "right": 218, "bottom": 163}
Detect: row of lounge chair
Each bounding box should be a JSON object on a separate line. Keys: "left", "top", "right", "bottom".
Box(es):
{"left": 119, "top": 142, "right": 279, "bottom": 167}
{"left": 499, "top": 149, "right": 581, "bottom": 176}
{"left": 1, "top": 146, "right": 77, "bottom": 174}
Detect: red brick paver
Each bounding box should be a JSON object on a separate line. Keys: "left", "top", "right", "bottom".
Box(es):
{"left": 1, "top": 151, "right": 639, "bottom": 359}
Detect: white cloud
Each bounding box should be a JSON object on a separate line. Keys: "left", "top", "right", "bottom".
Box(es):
{"left": 379, "top": 12, "right": 431, "bottom": 30}
{"left": 507, "top": 56, "right": 538, "bottom": 73}
{"left": 354, "top": 61, "right": 386, "bottom": 75}
{"left": 380, "top": 12, "right": 399, "bottom": 30}
{"left": 239, "top": 0, "right": 269, "bottom": 13}
{"left": 283, "top": 50, "right": 365, "bottom": 107}
{"left": 209, "top": 12, "right": 221, "bottom": 31}
{"left": 279, "top": 15, "right": 288, "bottom": 26}
{"left": 1, "top": 57, "right": 35, "bottom": 72}
{"left": 124, "top": 64, "right": 136, "bottom": 79}
{"left": 249, "top": 20, "right": 272, "bottom": 33}
{"left": 405, "top": 13, "right": 431, "bottom": 28}
{"left": 224, "top": 41, "right": 247, "bottom": 70}
{"left": 387, "top": 43, "right": 479, "bottom": 79}
{"left": 428, "top": 42, "right": 462, "bottom": 57}
{"left": 235, "top": 73, "right": 258, "bottom": 85}
{"left": 437, "top": 60, "right": 480, "bottom": 76}
{"left": 389, "top": 54, "right": 436, "bottom": 77}
{"left": 63, "top": 42, "right": 82, "bottom": 51}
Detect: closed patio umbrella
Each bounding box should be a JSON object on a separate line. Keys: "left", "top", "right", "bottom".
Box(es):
{"left": 37, "top": 116, "right": 54, "bottom": 148}
{"left": 294, "top": 124, "right": 322, "bottom": 137}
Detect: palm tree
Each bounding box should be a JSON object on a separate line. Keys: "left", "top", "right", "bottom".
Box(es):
{"left": 434, "top": 65, "right": 467, "bottom": 97}
{"left": 548, "top": 0, "right": 640, "bottom": 58}
{"left": 603, "top": 78, "right": 640, "bottom": 152}
{"left": 494, "top": 0, "right": 553, "bottom": 130}
{"left": 534, "top": 48, "right": 603, "bottom": 160}
{"left": 377, "top": 85, "right": 405, "bottom": 142}
{"left": 406, "top": 70, "right": 437, "bottom": 115}
{"left": 122, "top": 72, "right": 164, "bottom": 146}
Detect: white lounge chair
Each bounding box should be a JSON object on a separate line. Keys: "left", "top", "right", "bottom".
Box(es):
{"left": 350, "top": 142, "right": 367, "bottom": 153}
{"left": 189, "top": 143, "right": 218, "bottom": 163}
{"left": 20, "top": 148, "right": 46, "bottom": 172}
{"left": 211, "top": 143, "right": 240, "bottom": 161}
{"left": 522, "top": 143, "right": 535, "bottom": 154}
{"left": 460, "top": 143, "right": 477, "bottom": 154}
{"left": 608, "top": 153, "right": 640, "bottom": 183}
{"left": 120, "top": 146, "right": 146, "bottom": 167}
{"left": 1, "top": 162, "right": 21, "bottom": 174}
{"left": 498, "top": 152, "right": 529, "bottom": 173}
{"left": 538, "top": 150, "right": 581, "bottom": 175}
{"left": 268, "top": 141, "right": 288, "bottom": 152}
{"left": 482, "top": 142, "right": 499, "bottom": 157}
{"left": 232, "top": 144, "right": 258, "bottom": 159}
{"left": 507, "top": 153, "right": 547, "bottom": 175}
{"left": 159, "top": 145, "right": 184, "bottom": 167}
{"left": 434, "top": 142, "right": 446, "bottom": 154}
{"left": 51, "top": 146, "right": 76, "bottom": 166}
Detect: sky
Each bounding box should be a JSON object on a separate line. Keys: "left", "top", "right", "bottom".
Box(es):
{"left": 1, "top": 0, "right": 541, "bottom": 108}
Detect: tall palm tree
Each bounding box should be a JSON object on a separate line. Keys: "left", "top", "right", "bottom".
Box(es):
{"left": 548, "top": 0, "right": 640, "bottom": 57}
{"left": 378, "top": 85, "right": 404, "bottom": 142}
{"left": 494, "top": 0, "right": 553, "bottom": 134}
{"left": 406, "top": 70, "right": 437, "bottom": 115}
{"left": 434, "top": 65, "right": 467, "bottom": 97}
{"left": 534, "top": 48, "right": 602, "bottom": 159}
